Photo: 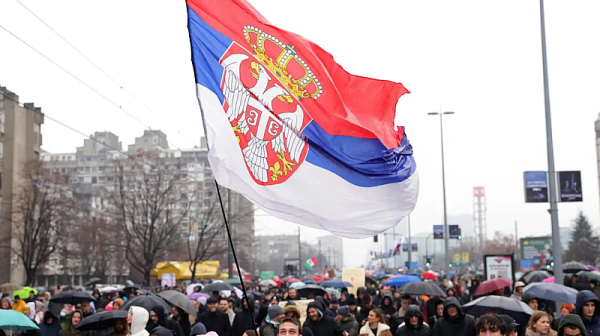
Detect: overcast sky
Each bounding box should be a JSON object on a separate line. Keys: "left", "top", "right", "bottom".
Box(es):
{"left": 1, "top": 0, "right": 599, "bottom": 268}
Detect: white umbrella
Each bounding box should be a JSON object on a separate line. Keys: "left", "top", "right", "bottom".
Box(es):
{"left": 186, "top": 284, "right": 204, "bottom": 295}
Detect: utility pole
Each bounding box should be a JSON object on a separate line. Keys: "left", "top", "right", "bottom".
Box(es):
{"left": 539, "top": 0, "right": 563, "bottom": 285}
{"left": 318, "top": 239, "right": 322, "bottom": 273}
{"left": 407, "top": 216, "right": 412, "bottom": 270}
{"left": 227, "top": 189, "right": 233, "bottom": 278}
{"left": 515, "top": 221, "right": 519, "bottom": 251}
{"left": 298, "top": 226, "right": 302, "bottom": 277}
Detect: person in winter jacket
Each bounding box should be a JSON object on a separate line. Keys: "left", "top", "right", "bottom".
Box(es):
{"left": 526, "top": 311, "right": 556, "bottom": 336}
{"left": 336, "top": 307, "right": 359, "bottom": 336}
{"left": 148, "top": 327, "right": 172, "bottom": 336}
{"left": 147, "top": 306, "right": 184, "bottom": 336}
{"left": 39, "top": 311, "right": 62, "bottom": 336}
{"left": 261, "top": 305, "right": 285, "bottom": 336}
{"left": 510, "top": 282, "right": 526, "bottom": 301}
{"left": 59, "top": 310, "right": 86, "bottom": 336}
{"left": 575, "top": 290, "right": 600, "bottom": 336}
{"left": 380, "top": 297, "right": 396, "bottom": 321}
{"left": 304, "top": 301, "right": 344, "bottom": 336}
{"left": 231, "top": 294, "right": 255, "bottom": 336}
{"left": 349, "top": 297, "right": 360, "bottom": 317}
{"left": 426, "top": 300, "right": 444, "bottom": 330}
{"left": 109, "top": 319, "right": 129, "bottom": 336}
{"left": 359, "top": 308, "right": 392, "bottom": 336}
{"left": 395, "top": 305, "right": 431, "bottom": 336}
{"left": 431, "top": 297, "right": 476, "bottom": 336}
{"left": 524, "top": 292, "right": 541, "bottom": 311}
{"left": 316, "top": 296, "right": 336, "bottom": 318}
{"left": 13, "top": 295, "right": 26, "bottom": 314}
{"left": 1, "top": 297, "right": 12, "bottom": 309}
{"left": 499, "top": 314, "right": 520, "bottom": 336}
{"left": 558, "top": 314, "right": 588, "bottom": 336}
{"left": 190, "top": 323, "right": 207, "bottom": 336}
{"left": 285, "top": 304, "right": 301, "bottom": 320}
{"left": 356, "top": 295, "right": 374, "bottom": 326}
{"left": 170, "top": 307, "right": 190, "bottom": 336}
{"left": 128, "top": 307, "right": 150, "bottom": 336}
{"left": 389, "top": 295, "right": 412, "bottom": 333}
{"left": 475, "top": 314, "right": 507, "bottom": 336}
{"left": 199, "top": 296, "right": 231, "bottom": 336}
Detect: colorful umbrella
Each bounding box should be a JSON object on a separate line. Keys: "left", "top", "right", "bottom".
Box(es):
{"left": 474, "top": 278, "right": 513, "bottom": 296}
{"left": 321, "top": 280, "right": 353, "bottom": 288}
{"left": 0, "top": 310, "right": 39, "bottom": 331}
{"left": 289, "top": 282, "right": 306, "bottom": 289}
{"left": 523, "top": 282, "right": 578, "bottom": 304}
{"left": 423, "top": 271, "right": 437, "bottom": 280}
{"left": 578, "top": 271, "right": 600, "bottom": 282}
{"left": 225, "top": 278, "right": 242, "bottom": 286}
{"left": 187, "top": 292, "right": 210, "bottom": 300}
{"left": 385, "top": 275, "right": 421, "bottom": 287}
{"left": 0, "top": 283, "right": 22, "bottom": 293}
{"left": 12, "top": 287, "right": 37, "bottom": 299}
{"left": 541, "top": 276, "right": 555, "bottom": 283}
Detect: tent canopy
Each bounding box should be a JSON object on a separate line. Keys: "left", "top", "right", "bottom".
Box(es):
{"left": 150, "top": 261, "right": 220, "bottom": 280}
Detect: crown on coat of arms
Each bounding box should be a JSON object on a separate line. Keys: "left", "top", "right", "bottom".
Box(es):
{"left": 244, "top": 26, "right": 322, "bottom": 100}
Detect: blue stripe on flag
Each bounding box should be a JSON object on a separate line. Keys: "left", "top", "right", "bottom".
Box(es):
{"left": 188, "top": 7, "right": 233, "bottom": 104}
{"left": 303, "top": 121, "right": 416, "bottom": 187}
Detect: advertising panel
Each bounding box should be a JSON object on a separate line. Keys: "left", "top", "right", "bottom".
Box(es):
{"left": 433, "top": 225, "right": 443, "bottom": 239}
{"left": 524, "top": 171, "right": 548, "bottom": 203}
{"left": 449, "top": 225, "right": 460, "bottom": 239}
{"left": 520, "top": 237, "right": 552, "bottom": 265}
{"left": 484, "top": 255, "right": 514, "bottom": 281}
{"left": 559, "top": 171, "right": 583, "bottom": 202}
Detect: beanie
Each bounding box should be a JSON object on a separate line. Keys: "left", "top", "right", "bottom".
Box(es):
{"left": 348, "top": 297, "right": 357, "bottom": 305}
{"left": 337, "top": 306, "right": 350, "bottom": 318}
{"left": 268, "top": 305, "right": 284, "bottom": 319}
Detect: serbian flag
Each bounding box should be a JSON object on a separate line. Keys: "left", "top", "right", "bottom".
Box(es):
{"left": 187, "top": 0, "right": 418, "bottom": 238}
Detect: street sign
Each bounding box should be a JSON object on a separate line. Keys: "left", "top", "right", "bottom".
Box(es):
{"left": 453, "top": 254, "right": 461, "bottom": 263}
{"left": 411, "top": 243, "right": 418, "bottom": 252}
{"left": 558, "top": 171, "right": 583, "bottom": 202}
{"left": 462, "top": 253, "right": 470, "bottom": 263}
{"left": 433, "top": 225, "right": 443, "bottom": 239}
{"left": 260, "top": 271, "right": 275, "bottom": 280}
{"left": 449, "top": 225, "right": 460, "bottom": 239}
{"left": 524, "top": 171, "right": 548, "bottom": 203}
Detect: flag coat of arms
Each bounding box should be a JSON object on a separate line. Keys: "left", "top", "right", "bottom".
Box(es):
{"left": 187, "top": 0, "right": 418, "bottom": 238}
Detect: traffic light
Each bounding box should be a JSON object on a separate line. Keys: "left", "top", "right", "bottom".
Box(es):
{"left": 373, "top": 235, "right": 378, "bottom": 242}
{"left": 380, "top": 263, "right": 385, "bottom": 268}
{"left": 425, "top": 258, "right": 431, "bottom": 267}
{"left": 448, "top": 263, "right": 453, "bottom": 268}
{"left": 458, "top": 228, "right": 462, "bottom": 240}
{"left": 455, "top": 262, "right": 460, "bottom": 266}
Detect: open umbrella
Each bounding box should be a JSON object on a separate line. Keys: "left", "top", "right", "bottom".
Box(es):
{"left": 289, "top": 282, "right": 306, "bottom": 289}
{"left": 259, "top": 279, "right": 278, "bottom": 287}
{"left": 423, "top": 271, "right": 437, "bottom": 280}
{"left": 578, "top": 271, "right": 600, "bottom": 282}
{"left": 312, "top": 276, "right": 322, "bottom": 282}
{"left": 186, "top": 284, "right": 204, "bottom": 295}
{"left": 520, "top": 270, "right": 553, "bottom": 284}
{"left": 157, "top": 290, "right": 197, "bottom": 316}
{"left": 187, "top": 292, "right": 210, "bottom": 301}
{"left": 301, "top": 278, "right": 316, "bottom": 285}
{"left": 563, "top": 261, "right": 588, "bottom": 274}
{"left": 474, "top": 278, "right": 513, "bottom": 296}
{"left": 385, "top": 275, "right": 421, "bottom": 287}
{"left": 99, "top": 286, "right": 120, "bottom": 294}
{"left": 0, "top": 283, "right": 22, "bottom": 293}
{"left": 77, "top": 310, "right": 128, "bottom": 331}
{"left": 365, "top": 276, "right": 378, "bottom": 287}
{"left": 541, "top": 276, "right": 555, "bottom": 283}
{"left": 123, "top": 285, "right": 140, "bottom": 297}
{"left": 463, "top": 296, "right": 533, "bottom": 326}
{"left": 0, "top": 310, "right": 40, "bottom": 331}
{"left": 372, "top": 271, "right": 386, "bottom": 279}
{"left": 202, "top": 282, "right": 234, "bottom": 293}
{"left": 295, "top": 285, "right": 326, "bottom": 299}
{"left": 321, "top": 280, "right": 353, "bottom": 288}
{"left": 84, "top": 278, "right": 103, "bottom": 287}
{"left": 523, "top": 283, "right": 578, "bottom": 304}
{"left": 225, "top": 278, "right": 242, "bottom": 286}
{"left": 51, "top": 291, "right": 96, "bottom": 305}
{"left": 12, "top": 287, "right": 37, "bottom": 299}
{"left": 400, "top": 281, "right": 446, "bottom": 297}
{"left": 287, "top": 278, "right": 301, "bottom": 283}
{"left": 121, "top": 295, "right": 171, "bottom": 313}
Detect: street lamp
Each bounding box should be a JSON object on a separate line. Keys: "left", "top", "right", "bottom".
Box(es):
{"left": 428, "top": 111, "right": 454, "bottom": 279}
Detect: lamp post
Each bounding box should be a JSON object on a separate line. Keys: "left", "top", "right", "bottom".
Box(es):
{"left": 428, "top": 111, "right": 454, "bottom": 279}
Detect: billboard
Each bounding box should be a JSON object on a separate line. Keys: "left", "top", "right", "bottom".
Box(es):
{"left": 449, "top": 225, "right": 460, "bottom": 239}
{"left": 411, "top": 243, "right": 418, "bottom": 252}
{"left": 520, "top": 236, "right": 552, "bottom": 265}
{"left": 433, "top": 225, "right": 443, "bottom": 239}
{"left": 484, "top": 254, "right": 515, "bottom": 281}
{"left": 524, "top": 171, "right": 548, "bottom": 203}
{"left": 559, "top": 171, "right": 583, "bottom": 202}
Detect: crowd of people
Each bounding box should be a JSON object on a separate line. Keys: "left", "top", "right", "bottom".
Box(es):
{"left": 2, "top": 273, "right": 600, "bottom": 336}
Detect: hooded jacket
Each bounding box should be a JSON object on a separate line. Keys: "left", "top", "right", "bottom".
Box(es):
{"left": 303, "top": 302, "right": 344, "bottom": 336}
{"left": 316, "top": 296, "right": 336, "bottom": 318}
{"left": 148, "top": 327, "right": 173, "bottom": 336}
{"left": 128, "top": 307, "right": 150, "bottom": 336}
{"left": 173, "top": 307, "right": 190, "bottom": 336}
{"left": 558, "top": 314, "right": 588, "bottom": 336}
{"left": 431, "top": 297, "right": 476, "bottom": 336}
{"left": 339, "top": 315, "right": 359, "bottom": 336}
{"left": 146, "top": 306, "right": 184, "bottom": 336}
{"left": 59, "top": 310, "right": 86, "bottom": 336}
{"left": 230, "top": 294, "right": 255, "bottom": 336}
{"left": 359, "top": 322, "right": 392, "bottom": 336}
{"left": 576, "top": 290, "right": 600, "bottom": 336}
{"left": 523, "top": 292, "right": 539, "bottom": 305}
{"left": 190, "top": 323, "right": 207, "bottom": 336}
{"left": 380, "top": 296, "right": 396, "bottom": 318}
{"left": 39, "top": 311, "right": 62, "bottom": 336}
{"left": 285, "top": 304, "right": 301, "bottom": 320}
{"left": 199, "top": 306, "right": 231, "bottom": 336}
{"left": 396, "top": 305, "right": 431, "bottom": 336}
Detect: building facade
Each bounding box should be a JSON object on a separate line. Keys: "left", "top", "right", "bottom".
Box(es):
{"left": 0, "top": 86, "right": 45, "bottom": 284}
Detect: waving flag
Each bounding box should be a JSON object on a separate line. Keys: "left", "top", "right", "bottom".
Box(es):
{"left": 187, "top": 0, "right": 418, "bottom": 238}
{"left": 304, "top": 258, "right": 317, "bottom": 270}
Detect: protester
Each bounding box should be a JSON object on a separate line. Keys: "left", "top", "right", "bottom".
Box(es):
{"left": 113, "top": 299, "right": 124, "bottom": 311}
{"left": 331, "top": 298, "right": 341, "bottom": 316}
{"left": 25, "top": 302, "right": 36, "bottom": 320}
{"left": 148, "top": 327, "right": 173, "bottom": 336}
{"left": 575, "top": 290, "right": 600, "bottom": 336}
{"left": 288, "top": 288, "right": 298, "bottom": 301}
{"left": 281, "top": 317, "right": 304, "bottom": 336}
{"left": 557, "top": 314, "right": 588, "bottom": 336}
{"left": 190, "top": 323, "right": 207, "bottom": 336}
{"left": 349, "top": 297, "right": 360, "bottom": 317}
{"left": 128, "top": 307, "right": 150, "bottom": 336}
{"left": 285, "top": 303, "right": 301, "bottom": 320}
{"left": 476, "top": 314, "right": 506, "bottom": 336}
{"left": 498, "top": 315, "right": 519, "bottom": 336}
{"left": 1, "top": 297, "right": 12, "bottom": 309}
{"left": 262, "top": 305, "right": 285, "bottom": 336}
{"left": 379, "top": 297, "right": 395, "bottom": 321}
{"left": 171, "top": 307, "right": 190, "bottom": 336}
{"left": 356, "top": 294, "right": 374, "bottom": 326}
{"left": 304, "top": 301, "right": 344, "bottom": 336}
{"left": 147, "top": 306, "right": 184, "bottom": 336}
{"left": 431, "top": 297, "right": 476, "bottom": 336}
{"left": 59, "top": 310, "right": 85, "bottom": 336}
{"left": 523, "top": 293, "right": 540, "bottom": 312}
{"left": 109, "top": 319, "right": 129, "bottom": 336}
{"left": 560, "top": 304, "right": 575, "bottom": 318}
{"left": 510, "top": 282, "right": 526, "bottom": 301}
{"left": 80, "top": 300, "right": 94, "bottom": 318}
{"left": 396, "top": 305, "right": 431, "bottom": 336}
{"left": 527, "top": 311, "right": 556, "bottom": 336}
{"left": 200, "top": 296, "right": 232, "bottom": 336}
{"left": 359, "top": 308, "right": 392, "bottom": 336}
{"left": 389, "top": 295, "right": 412, "bottom": 333}
{"left": 316, "top": 296, "right": 336, "bottom": 318}
{"left": 336, "top": 307, "right": 359, "bottom": 336}
{"left": 427, "top": 300, "right": 444, "bottom": 330}
{"left": 39, "top": 311, "right": 62, "bottom": 336}
{"left": 231, "top": 295, "right": 256, "bottom": 336}
{"left": 220, "top": 297, "right": 236, "bottom": 326}
{"left": 13, "top": 295, "right": 26, "bottom": 313}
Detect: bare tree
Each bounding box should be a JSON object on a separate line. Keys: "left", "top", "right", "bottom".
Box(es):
{"left": 108, "top": 152, "right": 189, "bottom": 285}
{"left": 6, "top": 160, "right": 74, "bottom": 285}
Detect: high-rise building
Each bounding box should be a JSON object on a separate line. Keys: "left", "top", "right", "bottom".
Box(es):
{"left": 318, "top": 235, "right": 343, "bottom": 268}
{"left": 0, "top": 86, "right": 45, "bottom": 284}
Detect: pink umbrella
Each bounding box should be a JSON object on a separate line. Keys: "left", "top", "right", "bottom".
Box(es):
{"left": 187, "top": 292, "right": 210, "bottom": 300}
{"left": 542, "top": 276, "right": 555, "bottom": 283}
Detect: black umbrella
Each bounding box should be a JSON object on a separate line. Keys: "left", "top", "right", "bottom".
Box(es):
{"left": 84, "top": 278, "right": 103, "bottom": 287}
{"left": 249, "top": 291, "right": 264, "bottom": 300}
{"left": 400, "top": 282, "right": 446, "bottom": 297}
{"left": 563, "top": 261, "right": 588, "bottom": 274}
{"left": 365, "top": 276, "right": 378, "bottom": 288}
{"left": 295, "top": 285, "right": 326, "bottom": 299}
{"left": 157, "top": 290, "right": 196, "bottom": 316}
{"left": 51, "top": 291, "right": 96, "bottom": 304}
{"left": 201, "top": 282, "right": 234, "bottom": 293}
{"left": 121, "top": 294, "right": 171, "bottom": 313}
{"left": 520, "top": 270, "right": 553, "bottom": 284}
{"left": 123, "top": 285, "right": 141, "bottom": 297}
{"left": 77, "top": 310, "right": 128, "bottom": 331}
{"left": 463, "top": 296, "right": 534, "bottom": 327}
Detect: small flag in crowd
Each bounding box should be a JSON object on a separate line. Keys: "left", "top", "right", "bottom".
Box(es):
{"left": 187, "top": 0, "right": 418, "bottom": 238}
{"left": 304, "top": 258, "right": 318, "bottom": 270}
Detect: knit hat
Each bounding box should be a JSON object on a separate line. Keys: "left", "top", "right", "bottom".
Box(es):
{"left": 268, "top": 305, "right": 284, "bottom": 319}
{"left": 207, "top": 297, "right": 218, "bottom": 304}
{"left": 285, "top": 301, "right": 296, "bottom": 306}
{"left": 337, "top": 306, "right": 350, "bottom": 318}
{"left": 348, "top": 297, "right": 357, "bottom": 306}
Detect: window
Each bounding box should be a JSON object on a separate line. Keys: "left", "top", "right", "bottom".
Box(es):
{"left": 92, "top": 177, "right": 97, "bottom": 184}
{"left": 85, "top": 167, "right": 90, "bottom": 172}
